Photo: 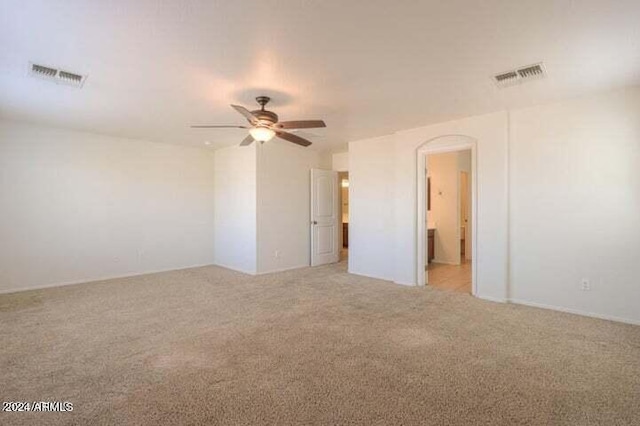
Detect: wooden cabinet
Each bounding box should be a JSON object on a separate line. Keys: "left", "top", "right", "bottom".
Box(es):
{"left": 343, "top": 223, "right": 349, "bottom": 248}
{"left": 428, "top": 229, "right": 435, "bottom": 263}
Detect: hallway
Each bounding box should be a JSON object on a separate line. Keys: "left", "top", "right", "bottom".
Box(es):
{"left": 427, "top": 260, "right": 471, "bottom": 293}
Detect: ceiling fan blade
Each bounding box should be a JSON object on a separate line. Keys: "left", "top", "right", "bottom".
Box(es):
{"left": 275, "top": 130, "right": 312, "bottom": 147}
{"left": 239, "top": 135, "right": 255, "bottom": 146}
{"left": 231, "top": 105, "right": 259, "bottom": 125}
{"left": 191, "top": 125, "right": 248, "bottom": 129}
{"left": 275, "top": 120, "right": 326, "bottom": 129}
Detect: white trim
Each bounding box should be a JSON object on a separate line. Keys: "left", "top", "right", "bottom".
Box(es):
{"left": 213, "top": 262, "right": 257, "bottom": 275}
{"left": 4, "top": 263, "right": 637, "bottom": 327}
{"left": 506, "top": 110, "right": 512, "bottom": 300}
{"left": 393, "top": 280, "right": 417, "bottom": 287}
{"left": 509, "top": 299, "right": 640, "bottom": 326}
{"left": 348, "top": 270, "right": 395, "bottom": 284}
{"left": 0, "top": 263, "right": 216, "bottom": 295}
{"left": 256, "top": 264, "right": 310, "bottom": 275}
{"left": 476, "top": 295, "right": 508, "bottom": 304}
{"left": 348, "top": 269, "right": 415, "bottom": 286}
{"left": 416, "top": 135, "right": 479, "bottom": 298}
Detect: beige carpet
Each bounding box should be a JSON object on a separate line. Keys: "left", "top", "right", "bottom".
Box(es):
{"left": 1, "top": 262, "right": 639, "bottom": 425}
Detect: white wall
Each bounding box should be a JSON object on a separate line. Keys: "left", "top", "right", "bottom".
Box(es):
{"left": 332, "top": 152, "right": 349, "bottom": 171}
{"left": 348, "top": 86, "right": 640, "bottom": 324}
{"left": 318, "top": 151, "right": 333, "bottom": 170}
{"left": 349, "top": 111, "right": 509, "bottom": 300}
{"left": 428, "top": 152, "right": 460, "bottom": 265}
{"left": 256, "top": 140, "right": 322, "bottom": 274}
{"left": 0, "top": 120, "right": 216, "bottom": 293}
{"left": 509, "top": 88, "right": 640, "bottom": 324}
{"left": 213, "top": 144, "right": 257, "bottom": 274}
{"left": 213, "top": 139, "right": 323, "bottom": 275}
{"left": 349, "top": 136, "right": 397, "bottom": 281}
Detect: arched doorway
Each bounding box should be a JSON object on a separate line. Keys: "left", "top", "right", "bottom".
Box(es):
{"left": 416, "top": 135, "right": 478, "bottom": 294}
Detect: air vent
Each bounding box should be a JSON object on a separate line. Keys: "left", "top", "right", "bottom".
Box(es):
{"left": 493, "top": 62, "right": 546, "bottom": 88}
{"left": 494, "top": 71, "right": 519, "bottom": 86}
{"left": 517, "top": 64, "right": 544, "bottom": 79}
{"left": 28, "top": 62, "right": 87, "bottom": 88}
{"left": 58, "top": 70, "right": 84, "bottom": 84}
{"left": 31, "top": 64, "right": 57, "bottom": 78}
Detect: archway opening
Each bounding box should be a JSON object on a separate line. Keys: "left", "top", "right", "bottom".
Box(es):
{"left": 416, "top": 135, "right": 478, "bottom": 295}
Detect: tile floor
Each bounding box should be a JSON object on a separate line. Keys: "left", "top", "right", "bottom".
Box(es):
{"left": 340, "top": 247, "right": 348, "bottom": 262}
{"left": 427, "top": 259, "right": 472, "bottom": 293}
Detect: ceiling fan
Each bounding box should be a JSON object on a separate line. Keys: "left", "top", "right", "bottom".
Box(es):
{"left": 191, "top": 96, "right": 326, "bottom": 147}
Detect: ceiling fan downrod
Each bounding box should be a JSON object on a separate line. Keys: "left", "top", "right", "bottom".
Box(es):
{"left": 255, "top": 96, "right": 270, "bottom": 111}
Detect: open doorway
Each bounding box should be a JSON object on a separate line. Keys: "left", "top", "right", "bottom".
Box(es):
{"left": 417, "top": 137, "right": 476, "bottom": 295}
{"left": 425, "top": 150, "right": 472, "bottom": 293}
{"left": 339, "top": 172, "right": 349, "bottom": 261}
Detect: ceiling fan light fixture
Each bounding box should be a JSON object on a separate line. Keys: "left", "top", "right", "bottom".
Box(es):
{"left": 191, "top": 96, "right": 325, "bottom": 147}
{"left": 249, "top": 126, "right": 276, "bottom": 142}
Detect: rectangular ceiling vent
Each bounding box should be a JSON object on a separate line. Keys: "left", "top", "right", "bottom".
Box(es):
{"left": 493, "top": 62, "right": 546, "bottom": 88}
{"left": 28, "top": 62, "right": 87, "bottom": 88}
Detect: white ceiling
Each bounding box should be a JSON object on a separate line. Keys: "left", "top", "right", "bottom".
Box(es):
{"left": 1, "top": 0, "right": 639, "bottom": 151}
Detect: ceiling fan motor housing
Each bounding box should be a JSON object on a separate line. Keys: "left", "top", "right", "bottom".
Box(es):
{"left": 191, "top": 95, "right": 323, "bottom": 147}
{"left": 251, "top": 109, "right": 278, "bottom": 125}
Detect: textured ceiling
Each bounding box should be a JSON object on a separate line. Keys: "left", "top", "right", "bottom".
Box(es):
{"left": 1, "top": 0, "right": 639, "bottom": 151}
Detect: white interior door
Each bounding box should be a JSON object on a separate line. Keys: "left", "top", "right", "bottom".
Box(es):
{"left": 310, "top": 169, "right": 339, "bottom": 266}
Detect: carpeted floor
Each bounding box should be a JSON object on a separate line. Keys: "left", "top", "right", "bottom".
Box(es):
{"left": 1, "top": 262, "right": 639, "bottom": 425}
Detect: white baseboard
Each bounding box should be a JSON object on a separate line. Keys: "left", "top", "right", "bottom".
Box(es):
{"left": 0, "top": 262, "right": 216, "bottom": 296}
{"left": 508, "top": 298, "right": 640, "bottom": 326}
{"left": 212, "top": 262, "right": 256, "bottom": 275}
{"left": 5, "top": 266, "right": 636, "bottom": 327}
{"left": 347, "top": 267, "right": 415, "bottom": 286}
{"left": 476, "top": 295, "right": 508, "bottom": 304}
{"left": 347, "top": 269, "right": 394, "bottom": 284}
{"left": 256, "top": 264, "right": 309, "bottom": 275}
{"left": 393, "top": 280, "right": 417, "bottom": 287}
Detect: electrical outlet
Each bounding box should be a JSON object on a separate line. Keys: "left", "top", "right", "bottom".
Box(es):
{"left": 581, "top": 278, "right": 590, "bottom": 291}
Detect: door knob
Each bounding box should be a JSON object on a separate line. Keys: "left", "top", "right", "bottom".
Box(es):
{"left": 312, "top": 221, "right": 318, "bottom": 225}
